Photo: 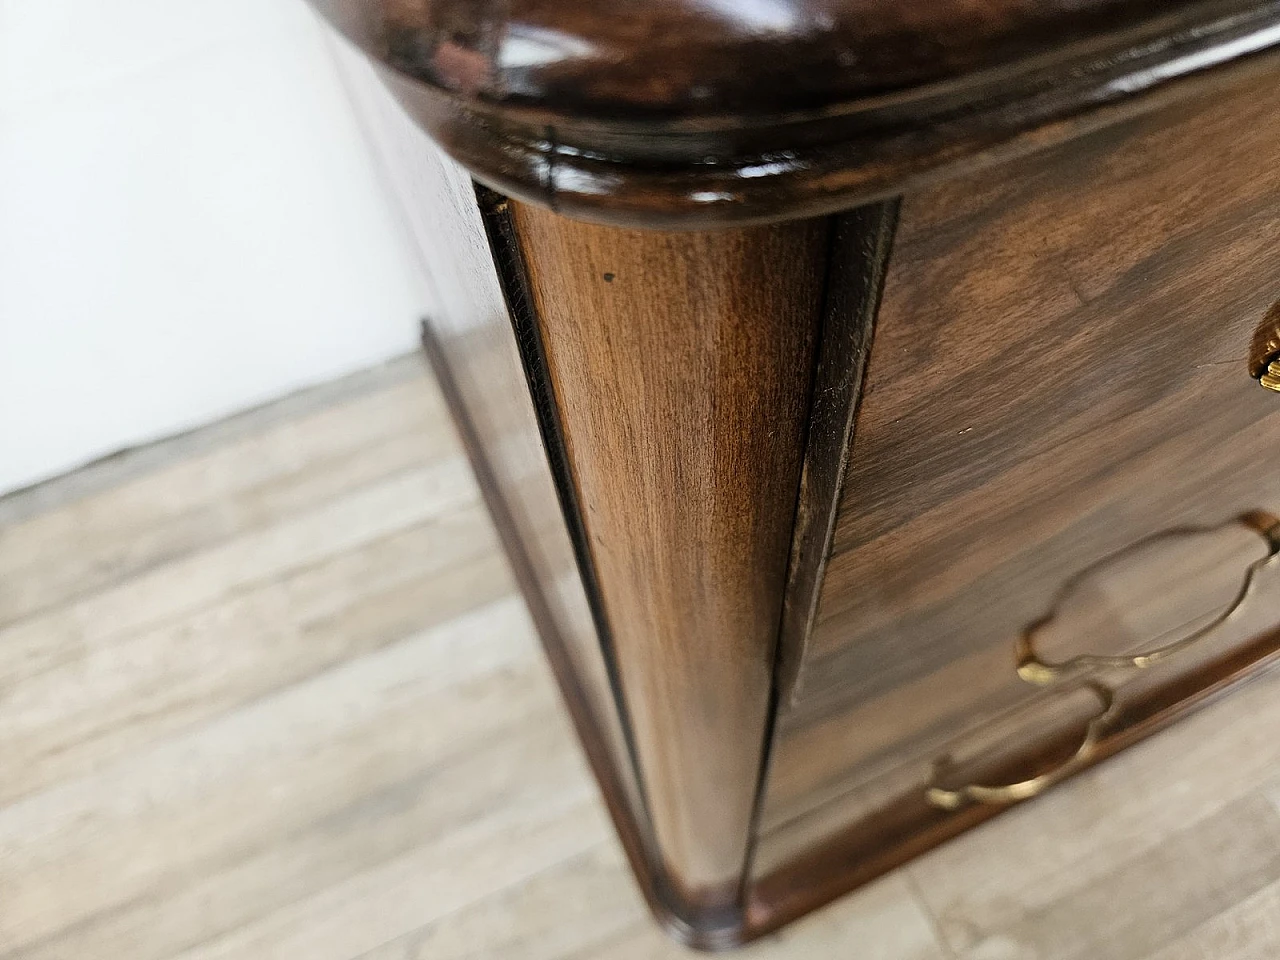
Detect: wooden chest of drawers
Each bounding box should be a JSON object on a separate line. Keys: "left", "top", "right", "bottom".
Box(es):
{"left": 310, "top": 0, "right": 1280, "bottom": 946}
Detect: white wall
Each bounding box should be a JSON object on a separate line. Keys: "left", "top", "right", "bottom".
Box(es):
{"left": 0, "top": 0, "right": 432, "bottom": 494}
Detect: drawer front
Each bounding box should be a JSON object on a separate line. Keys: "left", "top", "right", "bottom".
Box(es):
{"left": 755, "top": 71, "right": 1280, "bottom": 884}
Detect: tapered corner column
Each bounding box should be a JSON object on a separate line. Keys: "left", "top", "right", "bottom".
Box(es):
{"left": 507, "top": 202, "right": 829, "bottom": 910}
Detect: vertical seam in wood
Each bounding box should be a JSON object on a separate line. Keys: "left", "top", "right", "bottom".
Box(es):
{"left": 735, "top": 213, "right": 839, "bottom": 910}
{"left": 902, "top": 867, "right": 961, "bottom": 960}
{"left": 776, "top": 199, "right": 901, "bottom": 707}
{"left": 740, "top": 199, "right": 901, "bottom": 903}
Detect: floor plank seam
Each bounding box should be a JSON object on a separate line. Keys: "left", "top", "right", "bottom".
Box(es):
{"left": 902, "top": 867, "right": 961, "bottom": 960}
{"left": 0, "top": 354, "right": 430, "bottom": 525}
{"left": 0, "top": 445, "right": 442, "bottom": 631}
{"left": 347, "top": 842, "right": 637, "bottom": 960}
{"left": 0, "top": 692, "right": 574, "bottom": 960}
{"left": 0, "top": 461, "right": 481, "bottom": 678}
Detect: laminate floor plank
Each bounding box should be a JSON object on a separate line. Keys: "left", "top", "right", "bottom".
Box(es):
{"left": 0, "top": 359, "right": 449, "bottom": 627}
{"left": 9, "top": 710, "right": 583, "bottom": 960}
{"left": 946, "top": 794, "right": 1280, "bottom": 960}
{"left": 575, "top": 873, "right": 949, "bottom": 960}
{"left": 907, "top": 665, "right": 1280, "bottom": 956}
{"left": 351, "top": 843, "right": 648, "bottom": 960}
{"left": 1139, "top": 880, "right": 1280, "bottom": 960}
{"left": 0, "top": 595, "right": 554, "bottom": 955}
{"left": 0, "top": 456, "right": 478, "bottom": 688}
{"left": 0, "top": 511, "right": 510, "bottom": 806}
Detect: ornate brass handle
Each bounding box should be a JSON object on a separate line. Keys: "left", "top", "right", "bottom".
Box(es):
{"left": 1262, "top": 357, "right": 1280, "bottom": 393}
{"left": 1256, "top": 311, "right": 1280, "bottom": 392}
{"left": 926, "top": 683, "right": 1114, "bottom": 810}
{"left": 1016, "top": 512, "right": 1280, "bottom": 686}
{"left": 927, "top": 511, "right": 1280, "bottom": 811}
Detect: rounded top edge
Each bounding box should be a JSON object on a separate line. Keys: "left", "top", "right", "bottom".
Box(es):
{"left": 311, "top": 0, "right": 1227, "bottom": 120}
{"left": 309, "top": 0, "right": 1280, "bottom": 227}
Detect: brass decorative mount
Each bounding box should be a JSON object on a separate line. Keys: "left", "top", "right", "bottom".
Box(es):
{"left": 927, "top": 513, "right": 1280, "bottom": 810}
{"left": 1261, "top": 356, "right": 1280, "bottom": 393}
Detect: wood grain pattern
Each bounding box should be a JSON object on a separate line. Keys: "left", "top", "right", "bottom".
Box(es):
{"left": 320, "top": 0, "right": 1227, "bottom": 115}
{"left": 508, "top": 202, "right": 829, "bottom": 912}
{"left": 754, "top": 68, "right": 1280, "bottom": 904}
{"left": 775, "top": 202, "right": 898, "bottom": 702}
{"left": 942, "top": 793, "right": 1280, "bottom": 960}
{"left": 0, "top": 371, "right": 449, "bottom": 629}
{"left": 312, "top": 0, "right": 1280, "bottom": 226}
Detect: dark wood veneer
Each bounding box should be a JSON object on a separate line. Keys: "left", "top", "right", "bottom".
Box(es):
{"left": 506, "top": 202, "right": 828, "bottom": 921}
{"left": 754, "top": 69, "right": 1280, "bottom": 903}
{"left": 773, "top": 202, "right": 899, "bottom": 705}
{"left": 317, "top": 0, "right": 1280, "bottom": 226}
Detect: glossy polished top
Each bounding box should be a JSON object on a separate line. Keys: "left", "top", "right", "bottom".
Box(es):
{"left": 311, "top": 0, "right": 1280, "bottom": 225}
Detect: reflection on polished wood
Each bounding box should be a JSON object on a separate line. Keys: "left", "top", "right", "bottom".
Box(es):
{"left": 508, "top": 201, "right": 827, "bottom": 914}
{"left": 1017, "top": 516, "right": 1280, "bottom": 685}
{"left": 925, "top": 682, "right": 1114, "bottom": 811}
{"left": 313, "top": 0, "right": 1280, "bottom": 226}
{"left": 753, "top": 72, "right": 1280, "bottom": 912}
{"left": 931, "top": 516, "right": 1280, "bottom": 810}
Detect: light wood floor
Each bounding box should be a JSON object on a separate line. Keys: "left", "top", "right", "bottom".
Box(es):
{"left": 5, "top": 356, "right": 1280, "bottom": 960}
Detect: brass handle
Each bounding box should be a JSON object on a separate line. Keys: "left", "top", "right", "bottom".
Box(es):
{"left": 1252, "top": 306, "right": 1280, "bottom": 390}
{"left": 927, "top": 511, "right": 1280, "bottom": 812}
{"left": 1262, "top": 357, "right": 1280, "bottom": 393}
{"left": 926, "top": 683, "right": 1114, "bottom": 810}
{"left": 1016, "top": 512, "right": 1280, "bottom": 686}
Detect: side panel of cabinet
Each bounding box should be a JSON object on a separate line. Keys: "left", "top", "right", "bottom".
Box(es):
{"left": 325, "top": 39, "right": 654, "bottom": 906}
{"left": 752, "top": 70, "right": 1280, "bottom": 925}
